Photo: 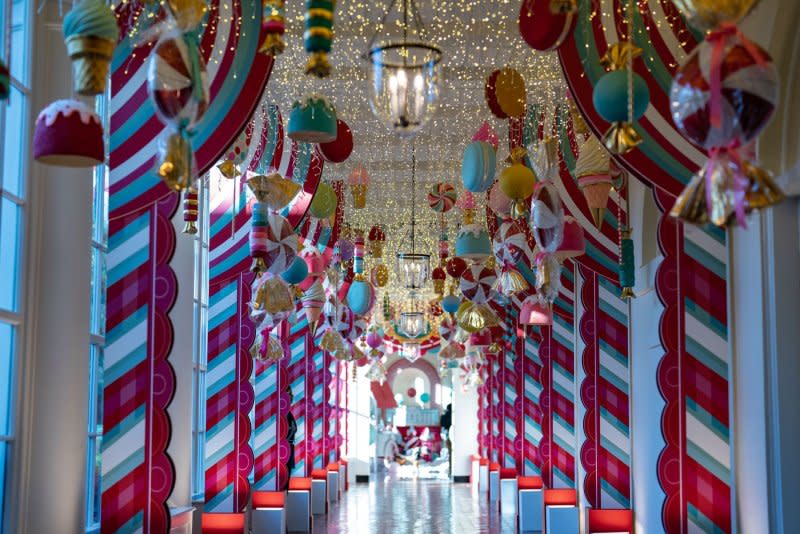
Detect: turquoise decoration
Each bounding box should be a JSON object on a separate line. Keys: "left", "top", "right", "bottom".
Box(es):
{"left": 461, "top": 141, "right": 496, "bottom": 193}
{"left": 420, "top": 392, "right": 430, "bottom": 403}
{"left": 287, "top": 95, "right": 337, "bottom": 143}
{"left": 619, "top": 234, "right": 635, "bottom": 299}
{"left": 347, "top": 278, "right": 375, "bottom": 316}
{"left": 281, "top": 256, "right": 309, "bottom": 285}
{"left": 592, "top": 70, "right": 650, "bottom": 123}
{"left": 441, "top": 294, "right": 461, "bottom": 314}
{"left": 455, "top": 226, "right": 492, "bottom": 261}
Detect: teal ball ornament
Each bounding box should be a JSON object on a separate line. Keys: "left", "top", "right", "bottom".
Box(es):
{"left": 347, "top": 278, "right": 375, "bottom": 316}
{"left": 592, "top": 70, "right": 650, "bottom": 123}
{"left": 461, "top": 141, "right": 496, "bottom": 193}
{"left": 420, "top": 392, "right": 430, "bottom": 403}
{"left": 441, "top": 294, "right": 461, "bottom": 314}
{"left": 281, "top": 256, "right": 309, "bottom": 285}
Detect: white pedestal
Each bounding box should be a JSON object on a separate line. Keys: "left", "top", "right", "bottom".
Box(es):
{"left": 339, "top": 465, "right": 346, "bottom": 493}
{"left": 252, "top": 508, "right": 285, "bottom": 534}
{"left": 546, "top": 505, "right": 579, "bottom": 534}
{"left": 500, "top": 478, "right": 517, "bottom": 514}
{"left": 478, "top": 465, "right": 489, "bottom": 494}
{"left": 488, "top": 471, "right": 500, "bottom": 507}
{"left": 471, "top": 459, "right": 480, "bottom": 487}
{"left": 327, "top": 471, "right": 340, "bottom": 503}
{"left": 286, "top": 490, "right": 311, "bottom": 532}
{"left": 518, "top": 489, "right": 543, "bottom": 532}
{"left": 311, "top": 479, "right": 327, "bottom": 515}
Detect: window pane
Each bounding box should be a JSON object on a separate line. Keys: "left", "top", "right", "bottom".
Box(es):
{"left": 0, "top": 322, "right": 13, "bottom": 436}
{"left": 2, "top": 85, "right": 27, "bottom": 198}
{"left": 9, "top": 0, "right": 30, "bottom": 85}
{"left": 90, "top": 249, "right": 106, "bottom": 336}
{"left": 92, "top": 346, "right": 104, "bottom": 434}
{"left": 0, "top": 441, "right": 6, "bottom": 528}
{"left": 0, "top": 199, "right": 21, "bottom": 312}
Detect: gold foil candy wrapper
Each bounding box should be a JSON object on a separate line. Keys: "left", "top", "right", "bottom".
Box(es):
{"left": 602, "top": 123, "right": 643, "bottom": 155}
{"left": 247, "top": 172, "right": 301, "bottom": 210}
{"left": 252, "top": 276, "right": 295, "bottom": 316}
{"left": 456, "top": 302, "right": 498, "bottom": 333}
{"left": 217, "top": 159, "right": 240, "bottom": 179}
{"left": 600, "top": 41, "right": 643, "bottom": 72}
{"left": 506, "top": 146, "right": 529, "bottom": 165}
{"left": 320, "top": 328, "right": 346, "bottom": 354}
{"left": 157, "top": 133, "right": 192, "bottom": 191}
{"left": 265, "top": 335, "right": 284, "bottom": 361}
{"left": 499, "top": 268, "right": 530, "bottom": 296}
{"left": 305, "top": 51, "right": 332, "bottom": 78}
{"left": 166, "top": 0, "right": 207, "bottom": 30}
{"left": 259, "top": 32, "right": 286, "bottom": 57}
{"left": 671, "top": 0, "right": 760, "bottom": 32}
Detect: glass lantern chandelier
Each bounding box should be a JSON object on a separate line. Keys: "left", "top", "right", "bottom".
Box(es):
{"left": 397, "top": 144, "right": 430, "bottom": 289}
{"left": 401, "top": 342, "right": 422, "bottom": 363}
{"left": 399, "top": 310, "right": 426, "bottom": 338}
{"left": 365, "top": 0, "right": 443, "bottom": 137}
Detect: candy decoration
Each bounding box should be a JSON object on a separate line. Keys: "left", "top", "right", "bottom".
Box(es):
{"left": 485, "top": 70, "right": 508, "bottom": 119}
{"left": 249, "top": 209, "right": 297, "bottom": 275}
{"left": 347, "top": 278, "right": 375, "bottom": 316}
{"left": 62, "top": 0, "right": 119, "bottom": 96}
{"left": 487, "top": 181, "right": 512, "bottom": 216}
{"left": 519, "top": 0, "right": 576, "bottom": 51}
{"left": 455, "top": 301, "right": 498, "bottom": 333}
{"left": 460, "top": 264, "right": 497, "bottom": 304}
{"left": 472, "top": 121, "right": 500, "bottom": 151}
{"left": 288, "top": 95, "right": 337, "bottom": 143}
{"left": 555, "top": 216, "right": 586, "bottom": 260}
{"left": 304, "top": 0, "right": 335, "bottom": 77}
{"left": 441, "top": 293, "right": 461, "bottom": 315}
{"left": 302, "top": 279, "right": 326, "bottom": 331}
{"left": 352, "top": 229, "right": 365, "bottom": 274}
{"left": 247, "top": 172, "right": 301, "bottom": 211}
{"left": 309, "top": 182, "right": 338, "bottom": 219}
{"left": 367, "top": 225, "right": 386, "bottom": 257}
{"left": 217, "top": 127, "right": 250, "bottom": 179}
{"left": 250, "top": 273, "right": 296, "bottom": 329}
{"left": 445, "top": 257, "right": 468, "bottom": 279}
{"left": 281, "top": 256, "right": 309, "bottom": 285}
{"left": 0, "top": 61, "right": 9, "bottom": 100}
{"left": 455, "top": 225, "right": 492, "bottom": 263}
{"left": 574, "top": 135, "right": 613, "bottom": 228}
{"left": 530, "top": 181, "right": 565, "bottom": 254}
{"left": 439, "top": 316, "right": 457, "bottom": 343}
{"left": 33, "top": 99, "right": 104, "bottom": 167}
{"left": 672, "top": 0, "right": 760, "bottom": 32}
{"left": 432, "top": 267, "right": 447, "bottom": 296}
{"left": 427, "top": 182, "right": 458, "bottom": 213}
{"left": 348, "top": 163, "right": 370, "bottom": 208}
{"left": 182, "top": 187, "right": 199, "bottom": 234}
{"left": 494, "top": 67, "right": 526, "bottom": 118}
{"left": 371, "top": 264, "right": 389, "bottom": 287}
{"left": 319, "top": 119, "right": 354, "bottom": 163}
{"left": 519, "top": 296, "right": 552, "bottom": 325}
{"left": 260, "top": 0, "right": 287, "bottom": 56}
{"left": 462, "top": 141, "right": 497, "bottom": 193}
{"left": 593, "top": 42, "right": 650, "bottom": 154}
{"left": 148, "top": 29, "right": 210, "bottom": 191}
{"left": 499, "top": 147, "right": 536, "bottom": 219}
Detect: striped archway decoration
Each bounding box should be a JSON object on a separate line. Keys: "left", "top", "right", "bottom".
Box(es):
{"left": 102, "top": 0, "right": 272, "bottom": 530}
{"left": 557, "top": 2, "right": 732, "bottom": 532}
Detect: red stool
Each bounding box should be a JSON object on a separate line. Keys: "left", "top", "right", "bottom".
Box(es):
{"left": 588, "top": 509, "right": 633, "bottom": 533}
{"left": 543, "top": 489, "right": 578, "bottom": 534}
{"left": 201, "top": 513, "right": 245, "bottom": 534}
{"left": 252, "top": 492, "right": 285, "bottom": 533}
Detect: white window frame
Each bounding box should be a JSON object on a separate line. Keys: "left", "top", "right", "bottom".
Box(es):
{"left": 0, "top": 0, "right": 33, "bottom": 531}
{"left": 191, "top": 180, "right": 209, "bottom": 500}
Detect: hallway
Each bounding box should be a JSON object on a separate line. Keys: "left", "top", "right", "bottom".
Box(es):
{"left": 311, "top": 474, "right": 515, "bottom": 534}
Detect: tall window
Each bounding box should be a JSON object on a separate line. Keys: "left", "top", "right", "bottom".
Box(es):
{"left": 86, "top": 98, "right": 108, "bottom": 531}
{"left": 0, "top": 0, "right": 32, "bottom": 529}
{"left": 192, "top": 182, "right": 209, "bottom": 499}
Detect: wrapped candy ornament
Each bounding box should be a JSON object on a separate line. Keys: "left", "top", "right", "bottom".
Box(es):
{"left": 530, "top": 181, "right": 565, "bottom": 254}
{"left": 492, "top": 220, "right": 531, "bottom": 296}
{"left": 670, "top": 26, "right": 782, "bottom": 227}
{"left": 182, "top": 187, "right": 199, "bottom": 234}
{"left": 672, "top": 0, "right": 759, "bottom": 32}
{"left": 592, "top": 42, "right": 650, "bottom": 154}
{"left": 427, "top": 182, "right": 458, "bottom": 213}
{"left": 260, "top": 0, "right": 287, "bottom": 56}
{"left": 248, "top": 206, "right": 297, "bottom": 275}
{"left": 304, "top": 0, "right": 335, "bottom": 77}
{"left": 348, "top": 163, "right": 370, "bottom": 208}
{"left": 301, "top": 279, "right": 326, "bottom": 331}
{"left": 460, "top": 264, "right": 497, "bottom": 304}
{"left": 432, "top": 267, "right": 447, "bottom": 296}
{"left": 250, "top": 273, "right": 296, "bottom": 330}
{"left": 62, "top": 0, "right": 119, "bottom": 96}
{"left": 148, "top": 21, "right": 210, "bottom": 191}
{"left": 499, "top": 146, "right": 536, "bottom": 219}
{"left": 247, "top": 172, "right": 301, "bottom": 211}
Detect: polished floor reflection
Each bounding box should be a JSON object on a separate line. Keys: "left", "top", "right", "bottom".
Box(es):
{"left": 311, "top": 468, "right": 516, "bottom": 534}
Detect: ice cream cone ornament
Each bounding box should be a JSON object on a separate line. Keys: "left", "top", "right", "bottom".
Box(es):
{"left": 62, "top": 0, "right": 119, "bottom": 96}
{"left": 574, "top": 134, "right": 612, "bottom": 229}
{"left": 348, "top": 164, "right": 370, "bottom": 209}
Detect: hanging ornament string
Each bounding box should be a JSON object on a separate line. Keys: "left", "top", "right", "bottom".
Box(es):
{"left": 616, "top": 173, "right": 635, "bottom": 299}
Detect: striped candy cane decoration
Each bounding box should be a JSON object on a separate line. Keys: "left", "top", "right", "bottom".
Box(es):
{"left": 579, "top": 265, "right": 632, "bottom": 508}
{"left": 287, "top": 313, "right": 309, "bottom": 476}
{"left": 540, "top": 261, "right": 577, "bottom": 489}
{"left": 253, "top": 358, "right": 279, "bottom": 490}
{"left": 103, "top": 0, "right": 271, "bottom": 528}
{"left": 307, "top": 330, "right": 326, "bottom": 470}
{"left": 560, "top": 2, "right": 732, "bottom": 531}
{"left": 655, "top": 191, "right": 731, "bottom": 533}
{"left": 502, "top": 309, "right": 519, "bottom": 470}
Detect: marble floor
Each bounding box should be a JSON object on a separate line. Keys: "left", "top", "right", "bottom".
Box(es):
{"left": 310, "top": 468, "right": 516, "bottom": 534}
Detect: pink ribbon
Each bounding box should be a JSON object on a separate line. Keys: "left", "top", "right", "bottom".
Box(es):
{"left": 707, "top": 23, "right": 767, "bottom": 130}
{"left": 705, "top": 146, "right": 748, "bottom": 228}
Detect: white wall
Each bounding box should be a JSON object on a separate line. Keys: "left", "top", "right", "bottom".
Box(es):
{"left": 451, "top": 372, "right": 478, "bottom": 479}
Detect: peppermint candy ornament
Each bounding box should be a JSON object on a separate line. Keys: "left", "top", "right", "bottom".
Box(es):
{"left": 460, "top": 264, "right": 497, "bottom": 304}
{"left": 493, "top": 220, "right": 531, "bottom": 267}
{"left": 427, "top": 182, "right": 458, "bottom": 213}
{"left": 439, "top": 316, "right": 457, "bottom": 344}
{"left": 671, "top": 31, "right": 778, "bottom": 150}
{"left": 250, "top": 212, "right": 298, "bottom": 275}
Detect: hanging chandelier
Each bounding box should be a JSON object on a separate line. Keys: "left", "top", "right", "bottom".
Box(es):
{"left": 401, "top": 342, "right": 422, "bottom": 363}
{"left": 397, "top": 144, "right": 430, "bottom": 289}
{"left": 399, "top": 310, "right": 426, "bottom": 338}
{"left": 365, "top": 0, "right": 443, "bottom": 137}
